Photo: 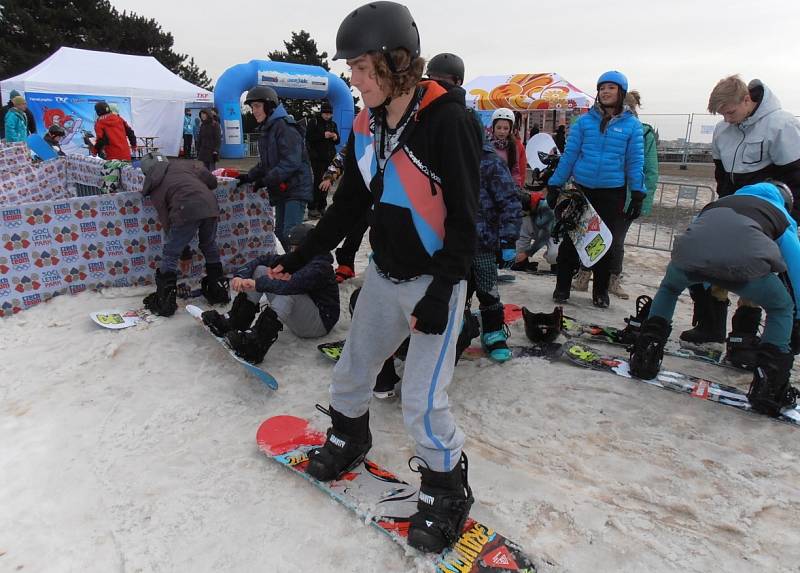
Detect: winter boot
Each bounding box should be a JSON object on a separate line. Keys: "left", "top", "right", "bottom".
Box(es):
{"left": 224, "top": 306, "right": 283, "bottom": 365}
{"left": 617, "top": 295, "right": 653, "bottom": 345}
{"left": 609, "top": 274, "right": 630, "bottom": 300}
{"left": 455, "top": 308, "right": 481, "bottom": 364}
{"left": 726, "top": 306, "right": 762, "bottom": 369}
{"left": 408, "top": 453, "right": 474, "bottom": 554}
{"left": 306, "top": 405, "right": 372, "bottom": 482}
{"left": 373, "top": 358, "right": 400, "bottom": 399}
{"left": 680, "top": 286, "right": 728, "bottom": 344}
{"left": 747, "top": 344, "right": 798, "bottom": 417}
{"left": 480, "top": 307, "right": 511, "bottom": 362}
{"left": 201, "top": 292, "right": 259, "bottom": 338}
{"left": 629, "top": 316, "right": 672, "bottom": 379}
{"left": 572, "top": 269, "right": 591, "bottom": 292}
{"left": 553, "top": 264, "right": 573, "bottom": 303}
{"left": 200, "top": 262, "right": 230, "bottom": 305}
{"left": 143, "top": 270, "right": 178, "bottom": 317}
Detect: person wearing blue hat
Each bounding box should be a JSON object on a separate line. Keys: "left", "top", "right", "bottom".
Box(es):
{"left": 546, "top": 70, "right": 645, "bottom": 308}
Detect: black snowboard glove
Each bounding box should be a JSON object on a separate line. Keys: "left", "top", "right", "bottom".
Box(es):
{"left": 236, "top": 174, "right": 251, "bottom": 187}
{"left": 626, "top": 193, "right": 644, "bottom": 221}
{"left": 412, "top": 279, "right": 453, "bottom": 335}
{"left": 546, "top": 185, "right": 561, "bottom": 209}
{"left": 791, "top": 320, "right": 800, "bottom": 355}
{"left": 270, "top": 251, "right": 306, "bottom": 275}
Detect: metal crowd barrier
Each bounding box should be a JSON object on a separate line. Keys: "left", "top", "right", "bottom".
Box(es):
{"left": 625, "top": 180, "right": 716, "bottom": 252}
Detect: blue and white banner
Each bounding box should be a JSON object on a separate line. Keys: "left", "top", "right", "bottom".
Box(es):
{"left": 25, "top": 93, "right": 133, "bottom": 156}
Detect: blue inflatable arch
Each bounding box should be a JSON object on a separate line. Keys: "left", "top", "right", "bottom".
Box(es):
{"left": 215, "top": 60, "right": 354, "bottom": 159}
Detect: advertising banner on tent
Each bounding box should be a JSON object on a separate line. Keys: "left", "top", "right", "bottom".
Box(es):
{"left": 464, "top": 73, "right": 593, "bottom": 111}
{"left": 25, "top": 93, "right": 133, "bottom": 156}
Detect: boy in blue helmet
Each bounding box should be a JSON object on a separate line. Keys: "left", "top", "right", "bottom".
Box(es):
{"left": 547, "top": 70, "right": 645, "bottom": 308}
{"left": 629, "top": 181, "right": 800, "bottom": 417}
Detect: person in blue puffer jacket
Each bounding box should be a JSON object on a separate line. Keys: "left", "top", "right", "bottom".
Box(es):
{"left": 547, "top": 70, "right": 645, "bottom": 308}
{"left": 236, "top": 86, "right": 313, "bottom": 250}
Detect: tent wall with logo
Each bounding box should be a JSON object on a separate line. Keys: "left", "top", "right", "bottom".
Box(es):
{"left": 1, "top": 47, "right": 212, "bottom": 157}
{"left": 464, "top": 73, "right": 594, "bottom": 139}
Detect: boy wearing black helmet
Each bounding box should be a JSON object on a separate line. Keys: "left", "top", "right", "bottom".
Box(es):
{"left": 236, "top": 86, "right": 313, "bottom": 251}
{"left": 267, "top": 1, "right": 481, "bottom": 554}
{"left": 201, "top": 222, "right": 339, "bottom": 364}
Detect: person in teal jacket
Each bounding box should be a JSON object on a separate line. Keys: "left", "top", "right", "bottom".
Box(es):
{"left": 4, "top": 96, "right": 30, "bottom": 143}
{"left": 547, "top": 70, "right": 645, "bottom": 308}
{"left": 607, "top": 90, "right": 659, "bottom": 299}
{"left": 182, "top": 109, "right": 194, "bottom": 158}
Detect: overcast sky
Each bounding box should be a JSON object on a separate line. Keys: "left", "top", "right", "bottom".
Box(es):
{"left": 113, "top": 0, "right": 800, "bottom": 123}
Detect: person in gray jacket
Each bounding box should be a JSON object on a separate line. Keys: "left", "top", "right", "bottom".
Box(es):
{"left": 680, "top": 76, "right": 800, "bottom": 353}
{"left": 629, "top": 181, "right": 800, "bottom": 418}
{"left": 139, "top": 153, "right": 229, "bottom": 316}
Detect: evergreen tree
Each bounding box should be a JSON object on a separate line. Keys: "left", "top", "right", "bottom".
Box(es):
{"left": 0, "top": 1, "right": 212, "bottom": 90}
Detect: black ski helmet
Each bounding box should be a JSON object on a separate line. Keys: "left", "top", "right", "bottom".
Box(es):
{"left": 333, "top": 1, "right": 420, "bottom": 73}
{"left": 768, "top": 179, "right": 794, "bottom": 212}
{"left": 285, "top": 222, "right": 314, "bottom": 249}
{"left": 244, "top": 86, "right": 280, "bottom": 107}
{"left": 95, "top": 101, "right": 111, "bottom": 116}
{"left": 427, "top": 53, "right": 465, "bottom": 84}
{"left": 47, "top": 124, "right": 66, "bottom": 137}
{"left": 522, "top": 306, "right": 563, "bottom": 343}
{"left": 349, "top": 287, "right": 361, "bottom": 317}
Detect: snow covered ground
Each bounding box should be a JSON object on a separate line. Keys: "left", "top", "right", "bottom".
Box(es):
{"left": 2, "top": 243, "right": 799, "bottom": 573}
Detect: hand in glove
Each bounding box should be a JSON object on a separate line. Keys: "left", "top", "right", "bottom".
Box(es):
{"left": 626, "top": 193, "right": 644, "bottom": 221}
{"left": 411, "top": 280, "right": 453, "bottom": 335}
{"left": 268, "top": 251, "right": 305, "bottom": 279}
{"left": 236, "top": 174, "right": 251, "bottom": 187}
{"left": 546, "top": 185, "right": 561, "bottom": 209}
{"left": 791, "top": 320, "right": 800, "bottom": 355}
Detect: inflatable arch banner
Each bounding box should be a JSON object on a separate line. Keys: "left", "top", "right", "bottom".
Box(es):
{"left": 215, "top": 60, "right": 354, "bottom": 158}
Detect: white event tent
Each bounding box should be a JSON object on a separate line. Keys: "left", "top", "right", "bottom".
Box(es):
{"left": 1, "top": 47, "right": 212, "bottom": 156}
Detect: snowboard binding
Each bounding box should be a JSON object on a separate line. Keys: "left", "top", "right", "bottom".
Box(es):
{"left": 522, "top": 306, "right": 563, "bottom": 343}
{"left": 617, "top": 295, "right": 653, "bottom": 346}
{"left": 726, "top": 306, "right": 763, "bottom": 369}
{"left": 628, "top": 316, "right": 671, "bottom": 380}
{"left": 143, "top": 269, "right": 178, "bottom": 317}
{"left": 200, "top": 262, "right": 231, "bottom": 305}
{"left": 747, "top": 344, "right": 797, "bottom": 417}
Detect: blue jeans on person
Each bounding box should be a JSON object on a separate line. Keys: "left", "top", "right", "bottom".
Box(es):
{"left": 273, "top": 199, "right": 306, "bottom": 251}
{"left": 650, "top": 263, "right": 793, "bottom": 352}
{"left": 161, "top": 217, "right": 220, "bottom": 274}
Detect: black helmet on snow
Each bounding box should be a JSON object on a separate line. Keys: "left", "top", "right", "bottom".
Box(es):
{"left": 427, "top": 53, "right": 465, "bottom": 84}
{"left": 285, "top": 222, "right": 314, "bottom": 249}
{"left": 244, "top": 86, "right": 279, "bottom": 107}
{"left": 522, "top": 306, "right": 563, "bottom": 343}
{"left": 333, "top": 1, "right": 420, "bottom": 72}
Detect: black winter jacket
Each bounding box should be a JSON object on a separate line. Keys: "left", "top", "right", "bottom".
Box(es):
{"left": 305, "top": 114, "right": 339, "bottom": 164}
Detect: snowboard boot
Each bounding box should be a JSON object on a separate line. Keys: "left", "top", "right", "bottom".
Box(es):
{"left": 510, "top": 258, "right": 534, "bottom": 272}
{"left": 553, "top": 265, "right": 573, "bottom": 303}
{"left": 592, "top": 271, "right": 611, "bottom": 309}
{"left": 480, "top": 307, "right": 511, "bottom": 362}
{"left": 629, "top": 316, "right": 672, "bottom": 380}
{"left": 202, "top": 292, "right": 259, "bottom": 338}
{"left": 408, "top": 453, "right": 474, "bottom": 554}
{"left": 373, "top": 358, "right": 400, "bottom": 399}
{"left": 143, "top": 270, "right": 178, "bottom": 317}
{"left": 572, "top": 268, "right": 591, "bottom": 292}
{"left": 224, "top": 306, "right": 283, "bottom": 365}
{"left": 747, "top": 343, "right": 798, "bottom": 417}
{"left": 455, "top": 308, "right": 481, "bottom": 364}
{"left": 726, "top": 306, "right": 762, "bottom": 369}
{"left": 200, "top": 262, "right": 230, "bottom": 305}
{"left": 307, "top": 405, "right": 372, "bottom": 482}
{"left": 609, "top": 274, "right": 630, "bottom": 300}
{"left": 617, "top": 295, "right": 653, "bottom": 345}
{"left": 522, "top": 306, "right": 563, "bottom": 343}
{"left": 592, "top": 289, "right": 610, "bottom": 309}
{"left": 679, "top": 286, "right": 728, "bottom": 344}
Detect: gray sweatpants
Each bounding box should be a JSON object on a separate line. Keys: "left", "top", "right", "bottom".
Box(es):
{"left": 249, "top": 266, "right": 327, "bottom": 338}
{"left": 332, "top": 262, "right": 467, "bottom": 472}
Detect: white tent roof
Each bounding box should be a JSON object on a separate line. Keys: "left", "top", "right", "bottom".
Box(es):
{"left": 1, "top": 47, "right": 211, "bottom": 103}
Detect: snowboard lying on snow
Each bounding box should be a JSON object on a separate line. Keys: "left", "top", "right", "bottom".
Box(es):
{"left": 472, "top": 339, "right": 799, "bottom": 427}
{"left": 257, "top": 415, "right": 537, "bottom": 572}
{"left": 186, "top": 304, "right": 278, "bottom": 390}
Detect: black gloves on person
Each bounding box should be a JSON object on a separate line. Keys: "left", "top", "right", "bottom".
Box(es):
{"left": 269, "top": 251, "right": 305, "bottom": 275}
{"left": 626, "top": 193, "right": 644, "bottom": 221}
{"left": 412, "top": 279, "right": 453, "bottom": 335}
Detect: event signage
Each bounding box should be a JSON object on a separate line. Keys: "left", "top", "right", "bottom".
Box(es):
{"left": 258, "top": 71, "right": 328, "bottom": 92}
{"left": 25, "top": 92, "right": 133, "bottom": 156}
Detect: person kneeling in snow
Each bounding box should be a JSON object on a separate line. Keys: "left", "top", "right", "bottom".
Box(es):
{"left": 512, "top": 189, "right": 558, "bottom": 273}
{"left": 140, "top": 153, "right": 229, "bottom": 316}
{"left": 629, "top": 181, "right": 800, "bottom": 417}
{"left": 201, "top": 223, "right": 339, "bottom": 364}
